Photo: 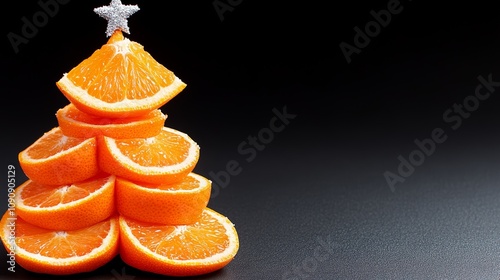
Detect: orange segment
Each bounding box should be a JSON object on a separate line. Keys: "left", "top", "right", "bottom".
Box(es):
{"left": 98, "top": 127, "right": 199, "bottom": 184}
{"left": 56, "top": 30, "right": 186, "bottom": 118}
{"left": 0, "top": 212, "right": 119, "bottom": 275}
{"left": 119, "top": 208, "right": 239, "bottom": 277}
{"left": 56, "top": 103, "right": 167, "bottom": 139}
{"left": 116, "top": 173, "right": 211, "bottom": 225}
{"left": 15, "top": 175, "right": 115, "bottom": 231}
{"left": 18, "top": 127, "right": 99, "bottom": 185}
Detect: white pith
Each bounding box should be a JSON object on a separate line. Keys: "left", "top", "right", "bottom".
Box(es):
{"left": 58, "top": 75, "right": 185, "bottom": 110}
{"left": 16, "top": 176, "right": 115, "bottom": 211}
{"left": 2, "top": 218, "right": 117, "bottom": 264}
{"left": 120, "top": 208, "right": 238, "bottom": 264}
{"left": 105, "top": 127, "right": 199, "bottom": 174}
{"left": 124, "top": 173, "right": 210, "bottom": 194}
{"left": 20, "top": 128, "right": 94, "bottom": 162}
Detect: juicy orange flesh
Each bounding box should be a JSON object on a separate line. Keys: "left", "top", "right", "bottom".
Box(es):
{"left": 63, "top": 104, "right": 162, "bottom": 125}
{"left": 67, "top": 46, "right": 115, "bottom": 90}
{"left": 138, "top": 175, "right": 201, "bottom": 191}
{"left": 15, "top": 217, "right": 110, "bottom": 258}
{"left": 107, "top": 30, "right": 125, "bottom": 43}
{"left": 26, "top": 130, "right": 85, "bottom": 159}
{"left": 20, "top": 177, "right": 108, "bottom": 207}
{"left": 116, "top": 130, "right": 191, "bottom": 167}
{"left": 128, "top": 211, "right": 229, "bottom": 260}
{"left": 66, "top": 31, "right": 175, "bottom": 103}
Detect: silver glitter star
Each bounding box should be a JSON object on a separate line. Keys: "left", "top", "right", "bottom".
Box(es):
{"left": 94, "top": 0, "right": 140, "bottom": 37}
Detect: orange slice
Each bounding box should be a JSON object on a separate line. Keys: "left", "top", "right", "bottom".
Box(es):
{"left": 119, "top": 208, "right": 239, "bottom": 277}
{"left": 0, "top": 212, "right": 119, "bottom": 275}
{"left": 18, "top": 127, "right": 99, "bottom": 186}
{"left": 56, "top": 30, "right": 186, "bottom": 118}
{"left": 15, "top": 175, "right": 115, "bottom": 231}
{"left": 56, "top": 103, "right": 167, "bottom": 139}
{"left": 116, "top": 173, "right": 211, "bottom": 225}
{"left": 98, "top": 127, "right": 199, "bottom": 184}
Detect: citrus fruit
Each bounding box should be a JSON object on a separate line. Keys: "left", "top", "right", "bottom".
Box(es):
{"left": 56, "top": 103, "right": 167, "bottom": 139}
{"left": 116, "top": 173, "right": 211, "bottom": 225}
{"left": 56, "top": 30, "right": 186, "bottom": 118}
{"left": 15, "top": 175, "right": 115, "bottom": 231}
{"left": 0, "top": 212, "right": 119, "bottom": 275}
{"left": 18, "top": 127, "right": 99, "bottom": 186}
{"left": 119, "top": 208, "right": 239, "bottom": 277}
{"left": 98, "top": 127, "right": 199, "bottom": 184}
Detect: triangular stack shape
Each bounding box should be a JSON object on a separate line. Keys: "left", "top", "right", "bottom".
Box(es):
{"left": 1, "top": 29, "right": 238, "bottom": 277}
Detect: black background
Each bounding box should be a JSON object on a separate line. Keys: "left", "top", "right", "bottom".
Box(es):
{"left": 3, "top": 0, "right": 500, "bottom": 279}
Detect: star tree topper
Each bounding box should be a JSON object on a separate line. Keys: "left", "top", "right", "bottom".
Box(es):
{"left": 94, "top": 0, "right": 140, "bottom": 37}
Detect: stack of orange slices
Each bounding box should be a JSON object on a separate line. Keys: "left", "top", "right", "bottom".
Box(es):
{"left": 0, "top": 29, "right": 238, "bottom": 276}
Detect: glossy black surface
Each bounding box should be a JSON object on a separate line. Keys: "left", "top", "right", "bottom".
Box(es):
{"left": 2, "top": 1, "right": 500, "bottom": 279}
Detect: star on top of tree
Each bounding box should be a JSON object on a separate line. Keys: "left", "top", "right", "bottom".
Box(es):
{"left": 94, "top": 0, "right": 140, "bottom": 37}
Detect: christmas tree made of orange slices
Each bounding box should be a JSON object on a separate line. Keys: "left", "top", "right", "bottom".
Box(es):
{"left": 0, "top": 1, "right": 238, "bottom": 277}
